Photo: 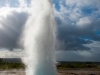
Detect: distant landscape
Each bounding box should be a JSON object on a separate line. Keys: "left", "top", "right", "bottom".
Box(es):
{"left": 0, "top": 58, "right": 25, "bottom": 69}
{"left": 0, "top": 58, "right": 100, "bottom": 70}
{"left": 0, "top": 58, "right": 100, "bottom": 75}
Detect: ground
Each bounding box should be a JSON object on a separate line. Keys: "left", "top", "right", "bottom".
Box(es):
{"left": 0, "top": 70, "right": 100, "bottom": 75}
{"left": 0, "top": 59, "right": 100, "bottom": 75}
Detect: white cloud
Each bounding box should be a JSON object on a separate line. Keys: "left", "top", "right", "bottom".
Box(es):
{"left": 69, "top": 8, "right": 82, "bottom": 21}
{"left": 0, "top": 49, "right": 22, "bottom": 58}
{"left": 66, "top": 0, "right": 100, "bottom": 7}
{"left": 18, "top": 0, "right": 28, "bottom": 8}
{"left": 76, "top": 17, "right": 92, "bottom": 26}
{"left": 54, "top": 0, "right": 100, "bottom": 26}
{"left": 0, "top": 7, "right": 28, "bottom": 32}
{"left": 0, "top": 1, "right": 29, "bottom": 49}
{"left": 54, "top": 1, "right": 82, "bottom": 24}
{"left": 54, "top": 4, "right": 68, "bottom": 24}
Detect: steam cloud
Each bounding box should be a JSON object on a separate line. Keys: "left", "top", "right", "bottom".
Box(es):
{"left": 21, "top": 0, "right": 57, "bottom": 75}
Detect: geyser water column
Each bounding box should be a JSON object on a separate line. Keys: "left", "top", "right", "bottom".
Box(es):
{"left": 21, "top": 0, "right": 57, "bottom": 75}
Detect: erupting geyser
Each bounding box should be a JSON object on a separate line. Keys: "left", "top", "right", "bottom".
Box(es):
{"left": 21, "top": 0, "right": 57, "bottom": 75}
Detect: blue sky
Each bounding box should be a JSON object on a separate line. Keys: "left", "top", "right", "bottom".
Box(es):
{"left": 0, "top": 0, "right": 100, "bottom": 61}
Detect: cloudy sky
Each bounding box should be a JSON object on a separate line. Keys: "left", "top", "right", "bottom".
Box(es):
{"left": 0, "top": 0, "right": 100, "bottom": 61}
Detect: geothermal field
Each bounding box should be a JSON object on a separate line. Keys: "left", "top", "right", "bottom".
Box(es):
{"left": 0, "top": 0, "right": 100, "bottom": 75}
{"left": 0, "top": 60, "right": 100, "bottom": 75}
{"left": 0, "top": 70, "right": 100, "bottom": 75}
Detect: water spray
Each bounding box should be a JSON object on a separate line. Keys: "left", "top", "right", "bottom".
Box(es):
{"left": 21, "top": 0, "right": 57, "bottom": 75}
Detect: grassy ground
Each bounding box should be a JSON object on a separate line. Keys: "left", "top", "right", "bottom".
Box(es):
{"left": 57, "top": 62, "right": 100, "bottom": 70}
{"left": 0, "top": 58, "right": 25, "bottom": 69}
{"left": 0, "top": 58, "right": 100, "bottom": 70}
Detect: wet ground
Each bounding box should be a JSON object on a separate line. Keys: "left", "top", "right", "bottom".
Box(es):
{"left": 0, "top": 70, "right": 100, "bottom": 75}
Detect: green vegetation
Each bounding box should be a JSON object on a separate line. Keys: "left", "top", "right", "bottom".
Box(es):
{"left": 0, "top": 58, "right": 25, "bottom": 69}
{"left": 0, "top": 58, "right": 100, "bottom": 70}
{"left": 57, "top": 62, "right": 100, "bottom": 70}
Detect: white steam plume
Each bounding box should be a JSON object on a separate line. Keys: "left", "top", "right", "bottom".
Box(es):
{"left": 21, "top": 0, "right": 57, "bottom": 75}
